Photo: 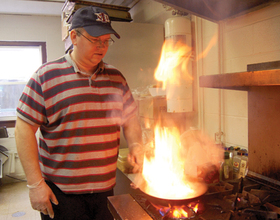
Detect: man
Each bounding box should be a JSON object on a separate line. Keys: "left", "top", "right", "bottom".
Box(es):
{"left": 15, "top": 6, "right": 143, "bottom": 220}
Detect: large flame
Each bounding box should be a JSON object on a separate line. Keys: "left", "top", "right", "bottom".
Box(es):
{"left": 142, "top": 126, "right": 208, "bottom": 200}
{"left": 138, "top": 35, "right": 222, "bottom": 201}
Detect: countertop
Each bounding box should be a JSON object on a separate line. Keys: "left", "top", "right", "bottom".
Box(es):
{"left": 114, "top": 168, "right": 141, "bottom": 196}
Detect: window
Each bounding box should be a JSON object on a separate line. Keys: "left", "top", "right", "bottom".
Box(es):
{"left": 0, "top": 41, "right": 47, "bottom": 120}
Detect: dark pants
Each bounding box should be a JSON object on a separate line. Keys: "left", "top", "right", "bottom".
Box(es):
{"left": 41, "top": 181, "right": 114, "bottom": 220}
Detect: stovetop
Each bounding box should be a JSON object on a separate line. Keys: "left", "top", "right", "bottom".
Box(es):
{"left": 131, "top": 190, "right": 280, "bottom": 220}
{"left": 109, "top": 177, "right": 280, "bottom": 220}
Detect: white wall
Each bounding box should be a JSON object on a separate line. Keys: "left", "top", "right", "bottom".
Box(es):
{"left": 0, "top": 14, "right": 65, "bottom": 61}
{"left": 131, "top": 0, "right": 280, "bottom": 150}
{"left": 0, "top": 14, "right": 65, "bottom": 183}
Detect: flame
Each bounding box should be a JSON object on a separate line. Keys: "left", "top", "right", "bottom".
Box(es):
{"left": 154, "top": 39, "right": 192, "bottom": 89}
{"left": 154, "top": 33, "right": 217, "bottom": 91}
{"left": 172, "top": 206, "right": 189, "bottom": 218}
{"left": 150, "top": 203, "right": 171, "bottom": 217}
{"left": 192, "top": 203, "right": 199, "bottom": 213}
{"left": 142, "top": 126, "right": 201, "bottom": 199}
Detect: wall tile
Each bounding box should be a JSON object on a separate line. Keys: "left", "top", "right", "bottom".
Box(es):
{"left": 224, "top": 25, "right": 254, "bottom": 60}
{"left": 202, "top": 19, "right": 219, "bottom": 38}
{"left": 202, "top": 35, "right": 219, "bottom": 75}
{"left": 246, "top": 51, "right": 280, "bottom": 65}
{"left": 203, "top": 88, "right": 220, "bottom": 114}
{"left": 253, "top": 16, "right": 280, "bottom": 54}
{"left": 223, "top": 115, "right": 248, "bottom": 148}
{"left": 223, "top": 90, "right": 248, "bottom": 117}
{"left": 204, "top": 113, "right": 220, "bottom": 141}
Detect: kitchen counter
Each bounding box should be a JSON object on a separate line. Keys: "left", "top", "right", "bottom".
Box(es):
{"left": 110, "top": 169, "right": 150, "bottom": 220}
{"left": 114, "top": 168, "right": 141, "bottom": 196}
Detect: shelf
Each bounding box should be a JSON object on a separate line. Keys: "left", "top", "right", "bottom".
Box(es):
{"left": 199, "top": 69, "right": 280, "bottom": 90}
{"left": 198, "top": 68, "right": 280, "bottom": 183}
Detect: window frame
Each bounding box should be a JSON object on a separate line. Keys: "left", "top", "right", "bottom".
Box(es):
{"left": 0, "top": 41, "right": 47, "bottom": 128}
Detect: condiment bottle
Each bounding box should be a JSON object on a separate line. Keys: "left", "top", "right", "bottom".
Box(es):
{"left": 220, "top": 152, "right": 233, "bottom": 181}
{"left": 239, "top": 152, "right": 248, "bottom": 178}
{"left": 233, "top": 151, "right": 243, "bottom": 179}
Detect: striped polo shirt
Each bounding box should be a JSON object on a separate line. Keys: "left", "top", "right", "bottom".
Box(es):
{"left": 17, "top": 51, "right": 137, "bottom": 194}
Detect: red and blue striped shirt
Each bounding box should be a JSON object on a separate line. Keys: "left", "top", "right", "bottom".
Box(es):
{"left": 17, "top": 52, "right": 137, "bottom": 194}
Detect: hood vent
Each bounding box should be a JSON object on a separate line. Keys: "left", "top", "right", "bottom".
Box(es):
{"left": 62, "top": 0, "right": 136, "bottom": 22}
{"left": 154, "top": 0, "right": 280, "bottom": 22}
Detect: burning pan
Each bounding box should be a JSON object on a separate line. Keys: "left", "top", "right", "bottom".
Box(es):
{"left": 136, "top": 177, "right": 208, "bottom": 207}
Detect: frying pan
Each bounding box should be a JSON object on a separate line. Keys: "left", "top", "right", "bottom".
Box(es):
{"left": 136, "top": 176, "right": 208, "bottom": 207}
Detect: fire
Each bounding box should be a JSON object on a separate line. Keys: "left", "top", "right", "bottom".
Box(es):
{"left": 189, "top": 203, "right": 199, "bottom": 213}
{"left": 172, "top": 206, "right": 189, "bottom": 218}
{"left": 142, "top": 126, "right": 193, "bottom": 199}
{"left": 142, "top": 126, "right": 207, "bottom": 200}
{"left": 151, "top": 203, "right": 197, "bottom": 218}
{"left": 137, "top": 34, "right": 222, "bottom": 205}
{"left": 154, "top": 39, "right": 192, "bottom": 89}
{"left": 193, "top": 203, "right": 199, "bottom": 213}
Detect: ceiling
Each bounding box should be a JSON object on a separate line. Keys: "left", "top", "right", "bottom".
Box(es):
{"left": 0, "top": 0, "right": 140, "bottom": 16}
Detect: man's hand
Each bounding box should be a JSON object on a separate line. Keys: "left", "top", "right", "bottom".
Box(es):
{"left": 127, "top": 143, "right": 144, "bottom": 173}
{"left": 29, "top": 181, "right": 58, "bottom": 219}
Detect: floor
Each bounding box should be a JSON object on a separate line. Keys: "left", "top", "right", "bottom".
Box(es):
{"left": 0, "top": 181, "right": 41, "bottom": 220}
{"left": 0, "top": 171, "right": 134, "bottom": 220}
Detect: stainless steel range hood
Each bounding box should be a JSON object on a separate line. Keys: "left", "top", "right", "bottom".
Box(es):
{"left": 154, "top": 0, "right": 280, "bottom": 22}
{"left": 62, "top": 0, "right": 136, "bottom": 22}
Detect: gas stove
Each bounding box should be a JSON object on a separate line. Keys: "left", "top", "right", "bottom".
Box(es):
{"left": 108, "top": 176, "right": 280, "bottom": 220}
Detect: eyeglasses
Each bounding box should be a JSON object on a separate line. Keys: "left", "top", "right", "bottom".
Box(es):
{"left": 76, "top": 30, "right": 114, "bottom": 47}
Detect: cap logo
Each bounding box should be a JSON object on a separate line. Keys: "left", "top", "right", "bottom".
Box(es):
{"left": 95, "top": 12, "right": 110, "bottom": 23}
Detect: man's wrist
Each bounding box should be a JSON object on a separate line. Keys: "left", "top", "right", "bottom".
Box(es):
{"left": 27, "top": 178, "right": 44, "bottom": 189}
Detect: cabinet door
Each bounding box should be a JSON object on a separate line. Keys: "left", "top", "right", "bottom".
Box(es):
{"left": 104, "top": 21, "right": 164, "bottom": 89}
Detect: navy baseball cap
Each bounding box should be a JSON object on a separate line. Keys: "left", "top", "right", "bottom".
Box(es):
{"left": 69, "top": 6, "right": 120, "bottom": 39}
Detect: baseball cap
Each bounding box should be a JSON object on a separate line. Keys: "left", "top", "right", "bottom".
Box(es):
{"left": 69, "top": 6, "right": 120, "bottom": 39}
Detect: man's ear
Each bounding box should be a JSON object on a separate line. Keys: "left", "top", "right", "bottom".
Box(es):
{"left": 70, "top": 30, "right": 77, "bottom": 45}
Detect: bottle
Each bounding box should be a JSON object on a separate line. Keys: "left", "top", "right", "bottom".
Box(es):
{"left": 220, "top": 152, "right": 233, "bottom": 181}
{"left": 239, "top": 153, "right": 248, "bottom": 178}
{"left": 233, "top": 151, "right": 242, "bottom": 179}
{"left": 228, "top": 146, "right": 234, "bottom": 165}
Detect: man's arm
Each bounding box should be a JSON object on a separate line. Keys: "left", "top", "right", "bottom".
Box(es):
{"left": 15, "top": 117, "right": 42, "bottom": 184}
{"left": 122, "top": 115, "right": 143, "bottom": 173}
{"left": 15, "top": 117, "right": 58, "bottom": 219}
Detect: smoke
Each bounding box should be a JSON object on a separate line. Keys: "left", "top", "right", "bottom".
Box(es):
{"left": 180, "top": 128, "right": 224, "bottom": 182}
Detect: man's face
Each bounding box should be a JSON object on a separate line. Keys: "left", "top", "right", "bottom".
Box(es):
{"left": 73, "top": 30, "right": 111, "bottom": 68}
